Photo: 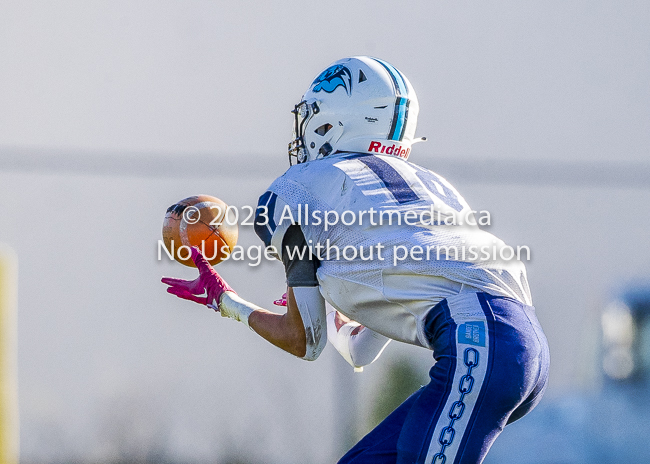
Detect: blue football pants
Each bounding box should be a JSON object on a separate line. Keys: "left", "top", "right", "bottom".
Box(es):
{"left": 338, "top": 292, "right": 550, "bottom": 464}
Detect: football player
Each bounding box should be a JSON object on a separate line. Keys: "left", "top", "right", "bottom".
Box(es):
{"left": 163, "top": 56, "right": 550, "bottom": 464}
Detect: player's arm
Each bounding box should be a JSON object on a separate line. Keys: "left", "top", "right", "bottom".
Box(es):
{"left": 162, "top": 224, "right": 327, "bottom": 360}
{"left": 253, "top": 193, "right": 328, "bottom": 360}
{"left": 214, "top": 288, "right": 307, "bottom": 357}
{"left": 269, "top": 224, "right": 327, "bottom": 360}
{"left": 326, "top": 310, "right": 391, "bottom": 371}
{"left": 226, "top": 286, "right": 325, "bottom": 359}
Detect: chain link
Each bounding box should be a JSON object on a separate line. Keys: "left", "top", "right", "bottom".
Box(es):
{"left": 430, "top": 347, "right": 480, "bottom": 464}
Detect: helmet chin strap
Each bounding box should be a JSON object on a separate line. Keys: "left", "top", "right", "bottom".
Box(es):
{"left": 314, "top": 121, "right": 344, "bottom": 160}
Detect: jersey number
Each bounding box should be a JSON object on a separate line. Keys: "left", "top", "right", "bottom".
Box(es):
{"left": 356, "top": 156, "right": 462, "bottom": 212}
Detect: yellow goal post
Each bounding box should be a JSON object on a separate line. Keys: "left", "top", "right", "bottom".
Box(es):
{"left": 0, "top": 245, "right": 18, "bottom": 464}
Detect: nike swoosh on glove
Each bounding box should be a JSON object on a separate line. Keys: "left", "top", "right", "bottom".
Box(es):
{"left": 161, "top": 246, "right": 236, "bottom": 309}
{"left": 273, "top": 292, "right": 287, "bottom": 307}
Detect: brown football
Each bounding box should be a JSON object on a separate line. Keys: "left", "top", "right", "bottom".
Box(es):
{"left": 162, "top": 195, "right": 238, "bottom": 267}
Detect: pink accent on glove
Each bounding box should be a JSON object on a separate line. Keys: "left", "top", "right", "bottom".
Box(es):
{"left": 161, "top": 246, "right": 236, "bottom": 309}
{"left": 273, "top": 292, "right": 287, "bottom": 307}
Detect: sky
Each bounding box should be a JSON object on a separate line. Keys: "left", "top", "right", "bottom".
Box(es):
{"left": 1, "top": 1, "right": 649, "bottom": 463}
{"left": 1, "top": 1, "right": 649, "bottom": 161}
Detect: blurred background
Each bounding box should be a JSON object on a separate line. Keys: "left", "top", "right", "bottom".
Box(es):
{"left": 1, "top": 1, "right": 649, "bottom": 463}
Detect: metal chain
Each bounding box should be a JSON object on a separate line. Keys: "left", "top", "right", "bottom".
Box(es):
{"left": 431, "top": 347, "right": 480, "bottom": 464}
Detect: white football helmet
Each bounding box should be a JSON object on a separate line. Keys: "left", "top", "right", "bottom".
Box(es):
{"left": 288, "top": 56, "right": 422, "bottom": 165}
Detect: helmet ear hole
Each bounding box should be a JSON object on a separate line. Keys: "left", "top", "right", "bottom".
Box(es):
{"left": 314, "top": 123, "right": 333, "bottom": 136}
{"left": 358, "top": 69, "right": 367, "bottom": 83}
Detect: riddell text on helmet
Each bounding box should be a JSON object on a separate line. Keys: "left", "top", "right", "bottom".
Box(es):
{"left": 368, "top": 141, "right": 410, "bottom": 158}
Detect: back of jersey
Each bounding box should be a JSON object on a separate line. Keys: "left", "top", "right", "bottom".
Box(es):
{"left": 257, "top": 153, "right": 531, "bottom": 347}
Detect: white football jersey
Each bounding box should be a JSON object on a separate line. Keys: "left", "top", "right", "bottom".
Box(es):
{"left": 256, "top": 153, "right": 532, "bottom": 348}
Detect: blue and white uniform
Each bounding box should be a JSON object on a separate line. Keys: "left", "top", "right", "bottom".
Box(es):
{"left": 255, "top": 153, "right": 549, "bottom": 464}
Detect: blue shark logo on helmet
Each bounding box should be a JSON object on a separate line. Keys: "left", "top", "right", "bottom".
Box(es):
{"left": 311, "top": 65, "right": 352, "bottom": 95}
